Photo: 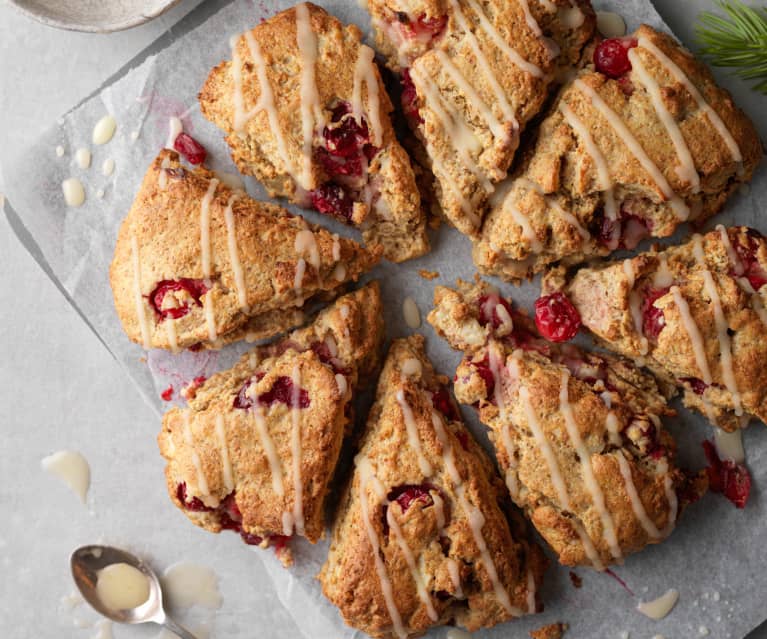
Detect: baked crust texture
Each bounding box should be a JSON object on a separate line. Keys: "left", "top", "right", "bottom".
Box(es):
{"left": 158, "top": 283, "right": 385, "bottom": 564}
{"left": 427, "top": 280, "right": 706, "bottom": 569}
{"left": 110, "top": 150, "right": 380, "bottom": 351}
{"left": 199, "top": 3, "right": 429, "bottom": 263}
{"left": 545, "top": 226, "right": 767, "bottom": 431}
{"left": 474, "top": 25, "right": 762, "bottom": 282}
{"left": 320, "top": 335, "right": 547, "bottom": 638}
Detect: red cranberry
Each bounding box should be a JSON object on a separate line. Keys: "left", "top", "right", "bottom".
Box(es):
{"left": 176, "top": 482, "right": 214, "bottom": 512}
{"left": 388, "top": 484, "right": 434, "bottom": 513}
{"left": 681, "top": 377, "right": 709, "bottom": 396}
{"left": 161, "top": 385, "right": 174, "bottom": 401}
{"left": 455, "top": 429, "right": 470, "bottom": 451}
{"left": 620, "top": 214, "right": 651, "bottom": 250}
{"left": 431, "top": 387, "right": 459, "bottom": 422}
{"left": 594, "top": 38, "right": 638, "bottom": 79}
{"left": 534, "top": 293, "right": 581, "bottom": 343}
{"left": 149, "top": 278, "right": 208, "bottom": 321}
{"left": 233, "top": 374, "right": 309, "bottom": 410}
{"left": 412, "top": 13, "right": 447, "bottom": 39}
{"left": 317, "top": 148, "right": 363, "bottom": 178}
{"left": 472, "top": 354, "right": 496, "bottom": 398}
{"left": 732, "top": 229, "right": 767, "bottom": 291}
{"left": 310, "top": 340, "right": 333, "bottom": 365}
{"left": 641, "top": 287, "right": 670, "bottom": 340}
{"left": 702, "top": 440, "right": 752, "bottom": 509}
{"left": 401, "top": 69, "right": 422, "bottom": 124}
{"left": 330, "top": 102, "right": 352, "bottom": 122}
{"left": 240, "top": 531, "right": 264, "bottom": 545}
{"left": 173, "top": 132, "right": 207, "bottom": 165}
{"left": 478, "top": 294, "right": 514, "bottom": 330}
{"left": 310, "top": 184, "right": 355, "bottom": 222}
{"left": 323, "top": 114, "right": 370, "bottom": 158}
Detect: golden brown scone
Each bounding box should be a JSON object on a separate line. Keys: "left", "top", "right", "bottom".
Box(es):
{"left": 543, "top": 226, "right": 767, "bottom": 432}
{"left": 366, "top": 0, "right": 595, "bottom": 236}
{"left": 158, "top": 283, "right": 384, "bottom": 565}
{"left": 109, "top": 150, "right": 380, "bottom": 352}
{"left": 199, "top": 3, "right": 429, "bottom": 263}
{"left": 320, "top": 336, "right": 547, "bottom": 638}
{"left": 475, "top": 25, "right": 762, "bottom": 282}
{"left": 530, "top": 622, "right": 568, "bottom": 639}
{"left": 427, "top": 280, "right": 706, "bottom": 569}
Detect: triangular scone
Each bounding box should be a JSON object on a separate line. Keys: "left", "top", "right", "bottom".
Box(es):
{"left": 365, "top": 0, "right": 595, "bottom": 236}
{"left": 543, "top": 226, "right": 767, "bottom": 432}
{"left": 199, "top": 3, "right": 429, "bottom": 263}
{"left": 428, "top": 281, "right": 706, "bottom": 569}
{"left": 474, "top": 25, "right": 762, "bottom": 282}
{"left": 110, "top": 150, "right": 381, "bottom": 352}
{"left": 158, "top": 283, "right": 384, "bottom": 566}
{"left": 320, "top": 335, "right": 547, "bottom": 638}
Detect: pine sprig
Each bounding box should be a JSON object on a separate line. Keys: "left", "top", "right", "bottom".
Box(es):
{"left": 695, "top": 0, "right": 767, "bottom": 94}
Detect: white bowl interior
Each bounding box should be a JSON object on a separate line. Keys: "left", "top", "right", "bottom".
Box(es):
{"left": 11, "top": 0, "right": 179, "bottom": 32}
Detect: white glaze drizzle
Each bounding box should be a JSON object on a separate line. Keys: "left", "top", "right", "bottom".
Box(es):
{"left": 638, "top": 36, "right": 743, "bottom": 170}
{"left": 430, "top": 411, "right": 521, "bottom": 615}
{"left": 200, "top": 179, "right": 219, "bottom": 342}
{"left": 164, "top": 318, "right": 179, "bottom": 354}
{"left": 615, "top": 452, "right": 662, "bottom": 538}
{"left": 248, "top": 384, "right": 285, "bottom": 496}
{"left": 715, "top": 427, "right": 745, "bottom": 463}
{"left": 463, "top": 0, "right": 544, "bottom": 78}
{"left": 525, "top": 567, "right": 537, "bottom": 614}
{"left": 506, "top": 202, "right": 542, "bottom": 253}
{"left": 604, "top": 411, "right": 622, "bottom": 446}
{"left": 637, "top": 588, "right": 679, "bottom": 620}
{"left": 223, "top": 194, "right": 248, "bottom": 311}
{"left": 519, "top": 175, "right": 590, "bottom": 241}
{"left": 624, "top": 259, "right": 649, "bottom": 355}
{"left": 518, "top": 0, "right": 543, "bottom": 36}
{"left": 692, "top": 235, "right": 742, "bottom": 415}
{"left": 396, "top": 389, "right": 433, "bottom": 476}
{"left": 670, "top": 285, "right": 712, "bottom": 384}
{"left": 215, "top": 414, "right": 234, "bottom": 492}
{"left": 487, "top": 344, "right": 520, "bottom": 499}
{"left": 628, "top": 48, "right": 700, "bottom": 192}
{"left": 510, "top": 356, "right": 604, "bottom": 569}
{"left": 294, "top": 229, "right": 321, "bottom": 270}
{"left": 296, "top": 3, "right": 323, "bottom": 189}
{"left": 560, "top": 370, "right": 622, "bottom": 562}
{"left": 290, "top": 364, "right": 305, "bottom": 536}
{"left": 559, "top": 103, "right": 618, "bottom": 224}
{"left": 573, "top": 79, "right": 689, "bottom": 221}
{"left": 182, "top": 411, "right": 210, "bottom": 498}
{"left": 130, "top": 235, "right": 152, "bottom": 349}
{"left": 654, "top": 253, "right": 674, "bottom": 288}
{"left": 355, "top": 455, "right": 407, "bottom": 639}
{"left": 331, "top": 234, "right": 341, "bottom": 262}
{"left": 446, "top": 558, "right": 464, "bottom": 598}
{"left": 352, "top": 45, "right": 383, "bottom": 146}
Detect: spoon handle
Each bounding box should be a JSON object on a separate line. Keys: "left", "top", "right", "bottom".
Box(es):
{"left": 162, "top": 617, "right": 199, "bottom": 639}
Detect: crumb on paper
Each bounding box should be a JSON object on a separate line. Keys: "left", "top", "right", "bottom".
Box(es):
{"left": 530, "top": 622, "right": 568, "bottom": 639}
{"left": 161, "top": 385, "right": 174, "bottom": 401}
{"left": 418, "top": 269, "right": 439, "bottom": 280}
{"left": 569, "top": 571, "right": 582, "bottom": 588}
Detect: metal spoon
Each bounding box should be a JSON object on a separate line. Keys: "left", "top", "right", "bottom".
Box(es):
{"left": 71, "top": 544, "right": 197, "bottom": 639}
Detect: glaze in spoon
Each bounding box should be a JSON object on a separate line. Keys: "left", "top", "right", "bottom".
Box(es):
{"left": 70, "top": 544, "right": 197, "bottom": 639}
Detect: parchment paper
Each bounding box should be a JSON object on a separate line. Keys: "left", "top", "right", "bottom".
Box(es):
{"left": 4, "top": 0, "right": 767, "bottom": 637}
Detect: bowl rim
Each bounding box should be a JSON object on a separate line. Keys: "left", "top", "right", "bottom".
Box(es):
{"left": 8, "top": 0, "right": 183, "bottom": 33}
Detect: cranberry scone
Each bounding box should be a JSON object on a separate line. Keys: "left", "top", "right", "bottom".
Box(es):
{"left": 366, "top": 0, "right": 595, "bottom": 236}
{"left": 474, "top": 25, "right": 762, "bottom": 282}
{"left": 542, "top": 226, "right": 767, "bottom": 432}
{"left": 427, "top": 281, "right": 705, "bottom": 569}
{"left": 199, "top": 3, "right": 428, "bottom": 263}
{"left": 158, "top": 283, "right": 384, "bottom": 565}
{"left": 110, "top": 150, "right": 380, "bottom": 352}
{"left": 320, "top": 335, "right": 546, "bottom": 637}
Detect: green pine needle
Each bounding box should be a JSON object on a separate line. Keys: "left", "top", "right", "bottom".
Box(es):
{"left": 695, "top": 0, "right": 767, "bottom": 94}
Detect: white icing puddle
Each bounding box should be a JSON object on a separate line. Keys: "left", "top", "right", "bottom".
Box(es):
{"left": 96, "top": 563, "right": 150, "bottom": 611}
{"left": 596, "top": 11, "right": 626, "bottom": 37}
{"left": 638, "top": 588, "right": 679, "bottom": 620}
{"left": 62, "top": 178, "right": 86, "bottom": 207}
{"left": 75, "top": 148, "right": 92, "bottom": 169}
{"left": 41, "top": 450, "right": 90, "bottom": 502}
{"left": 160, "top": 563, "right": 222, "bottom": 610}
{"left": 403, "top": 296, "right": 421, "bottom": 329}
{"left": 92, "top": 115, "right": 117, "bottom": 145}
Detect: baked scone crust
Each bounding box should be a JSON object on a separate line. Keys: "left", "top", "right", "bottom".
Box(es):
{"left": 199, "top": 3, "right": 429, "bottom": 263}
{"left": 475, "top": 25, "right": 762, "bottom": 282}
{"left": 158, "top": 283, "right": 384, "bottom": 562}
{"left": 320, "top": 335, "right": 546, "bottom": 638}
{"left": 110, "top": 150, "right": 380, "bottom": 351}
{"left": 545, "top": 226, "right": 767, "bottom": 431}
{"left": 428, "top": 281, "right": 705, "bottom": 569}
{"left": 367, "top": 0, "right": 595, "bottom": 236}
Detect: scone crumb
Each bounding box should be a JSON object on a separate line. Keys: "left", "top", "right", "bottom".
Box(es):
{"left": 419, "top": 269, "right": 439, "bottom": 281}
{"left": 530, "top": 622, "right": 568, "bottom": 639}
{"left": 569, "top": 571, "right": 582, "bottom": 588}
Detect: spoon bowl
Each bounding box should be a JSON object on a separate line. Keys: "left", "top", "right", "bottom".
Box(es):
{"left": 71, "top": 544, "right": 197, "bottom": 639}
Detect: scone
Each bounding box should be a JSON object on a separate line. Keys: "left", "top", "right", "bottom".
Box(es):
{"left": 474, "top": 25, "right": 762, "bottom": 282}
{"left": 542, "top": 226, "right": 767, "bottom": 432}
{"left": 110, "top": 150, "right": 380, "bottom": 352}
{"left": 199, "top": 3, "right": 429, "bottom": 263}
{"left": 320, "top": 336, "right": 547, "bottom": 638}
{"left": 366, "top": 0, "right": 596, "bottom": 235}
{"left": 428, "top": 281, "right": 705, "bottom": 569}
{"left": 158, "top": 283, "right": 384, "bottom": 565}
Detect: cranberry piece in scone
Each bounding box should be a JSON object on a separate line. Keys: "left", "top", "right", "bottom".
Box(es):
{"left": 534, "top": 293, "right": 581, "bottom": 343}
